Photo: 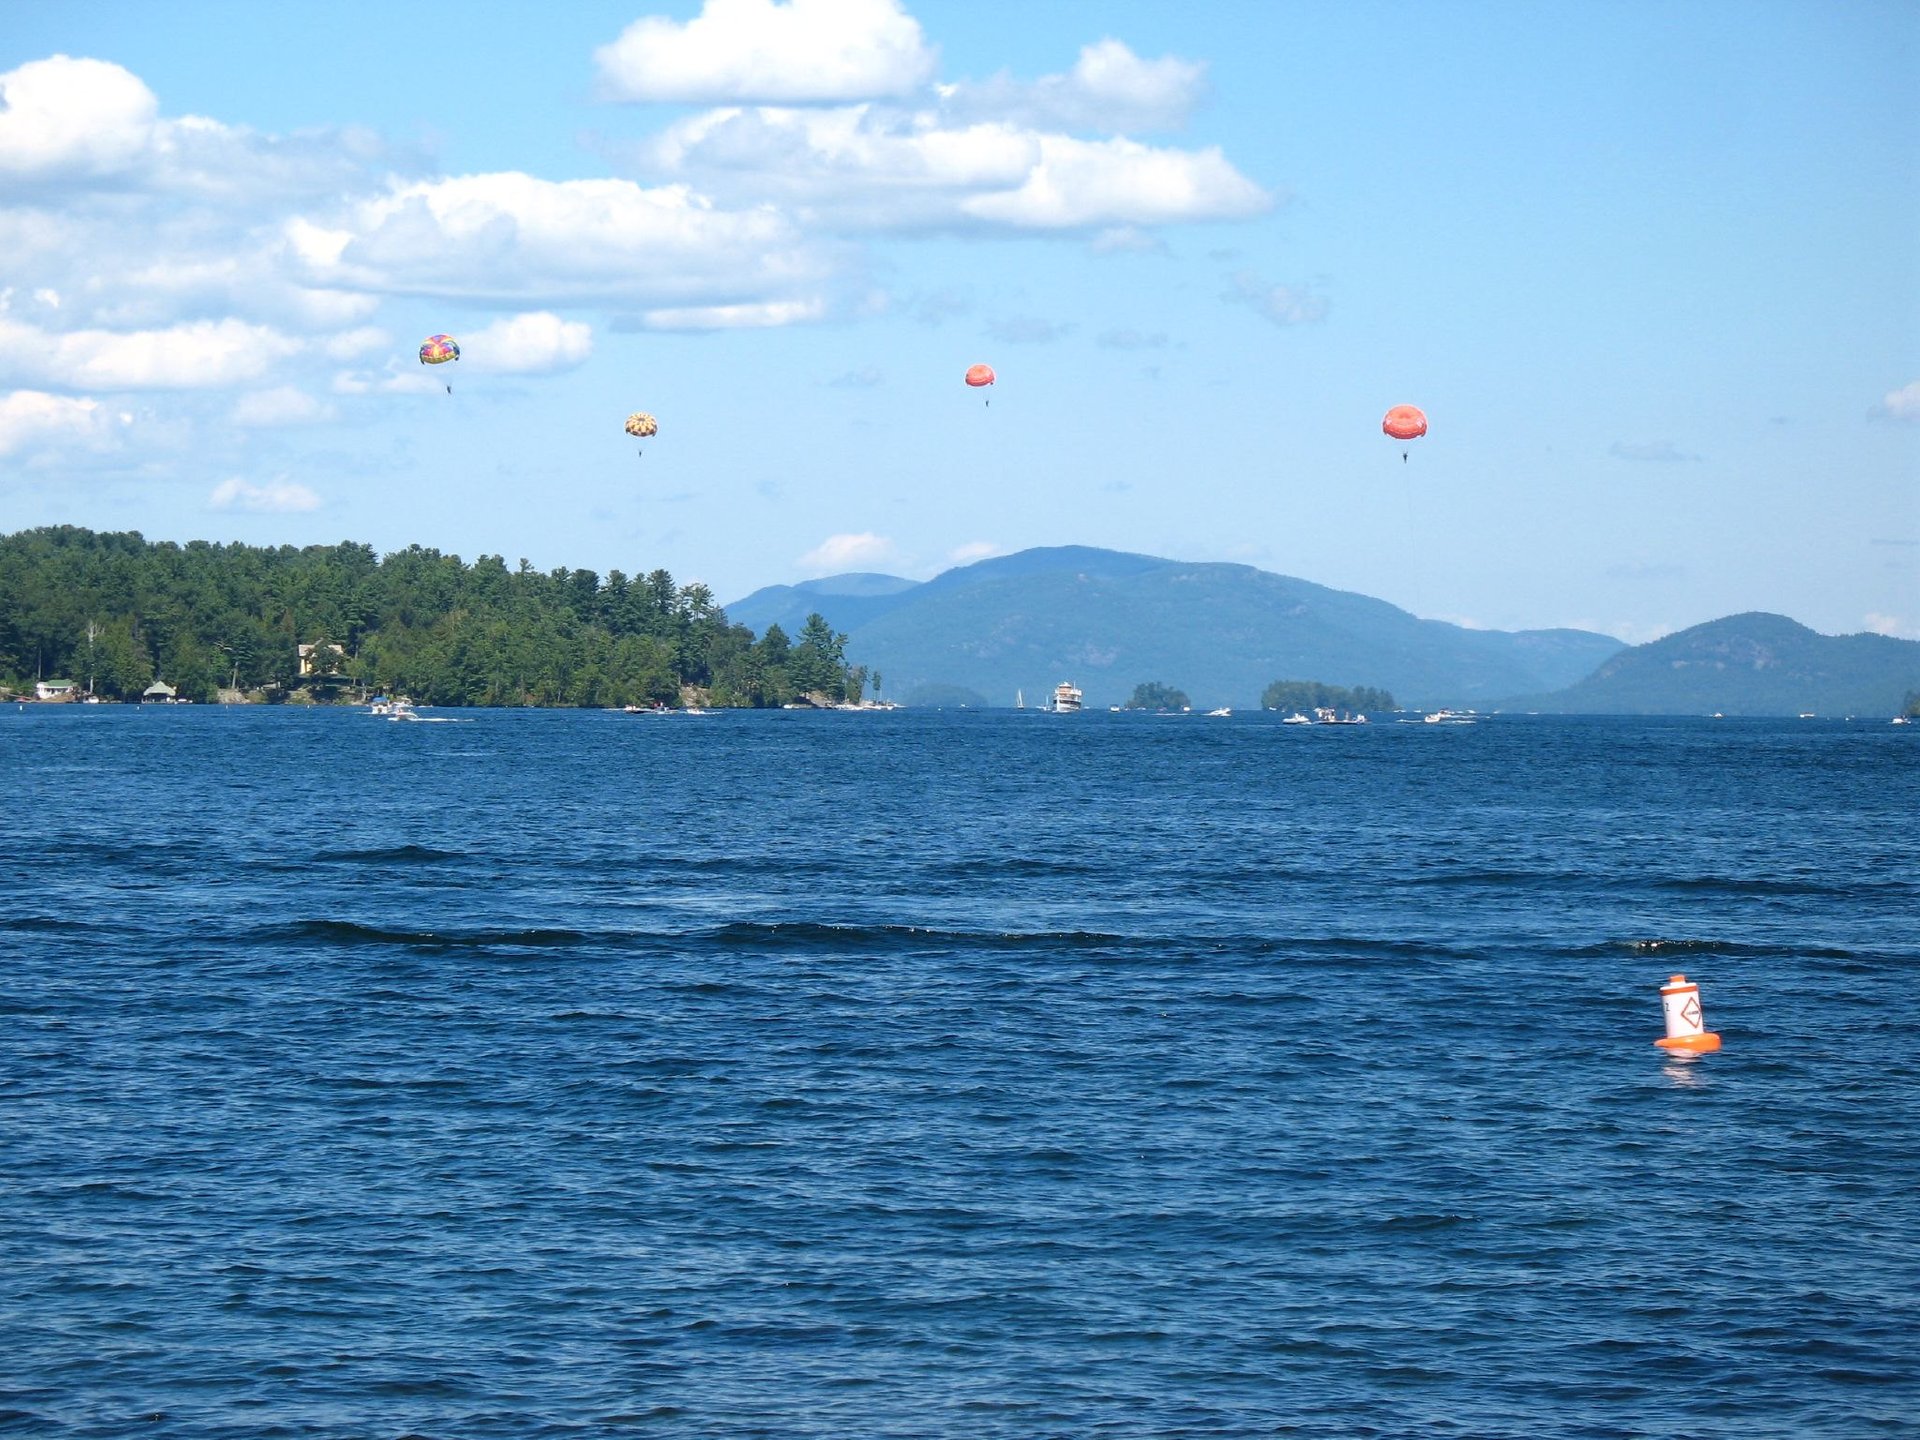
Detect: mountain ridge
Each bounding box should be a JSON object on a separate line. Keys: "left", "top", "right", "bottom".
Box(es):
{"left": 727, "top": 546, "right": 1625, "bottom": 709}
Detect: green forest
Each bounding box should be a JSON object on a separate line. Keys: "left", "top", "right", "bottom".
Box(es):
{"left": 1123, "top": 681, "right": 1190, "bottom": 710}
{"left": 0, "top": 526, "right": 867, "bottom": 708}
{"left": 1260, "top": 679, "right": 1395, "bottom": 715}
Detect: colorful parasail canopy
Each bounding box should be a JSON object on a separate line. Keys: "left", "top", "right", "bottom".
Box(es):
{"left": 1382, "top": 404, "right": 1427, "bottom": 441}
{"left": 625, "top": 412, "right": 658, "bottom": 439}
{"left": 419, "top": 335, "right": 460, "bottom": 365}
{"left": 965, "top": 363, "right": 995, "bottom": 388}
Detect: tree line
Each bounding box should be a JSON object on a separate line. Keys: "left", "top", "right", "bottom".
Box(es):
{"left": 1260, "top": 679, "right": 1395, "bottom": 714}
{"left": 0, "top": 526, "right": 867, "bottom": 708}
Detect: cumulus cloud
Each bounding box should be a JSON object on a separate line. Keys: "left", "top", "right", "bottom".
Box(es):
{"left": 798, "top": 531, "right": 898, "bottom": 573}
{"left": 1873, "top": 380, "right": 1920, "bottom": 421}
{"left": 0, "top": 389, "right": 120, "bottom": 457}
{"left": 1863, "top": 613, "right": 1917, "bottom": 639}
{"left": 1222, "top": 271, "right": 1328, "bottom": 327}
{"left": 208, "top": 476, "right": 321, "bottom": 513}
{"left": 290, "top": 172, "right": 836, "bottom": 316}
{"left": 595, "top": 0, "right": 936, "bottom": 103}
{"left": 0, "top": 315, "right": 299, "bottom": 391}
{"left": 231, "top": 386, "right": 335, "bottom": 427}
{"left": 458, "top": 312, "right": 593, "bottom": 374}
{"left": 1609, "top": 440, "right": 1702, "bottom": 463}
{"left": 639, "top": 105, "right": 1268, "bottom": 231}
{"left": 0, "top": 55, "right": 162, "bottom": 182}
{"left": 938, "top": 39, "right": 1206, "bottom": 133}
{"left": 0, "top": 54, "right": 381, "bottom": 198}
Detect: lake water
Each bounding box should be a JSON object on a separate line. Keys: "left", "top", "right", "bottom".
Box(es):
{"left": 2, "top": 705, "right": 1916, "bottom": 1437}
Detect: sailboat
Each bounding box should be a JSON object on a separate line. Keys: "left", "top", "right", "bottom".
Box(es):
{"left": 1016, "top": 689, "right": 1025, "bottom": 710}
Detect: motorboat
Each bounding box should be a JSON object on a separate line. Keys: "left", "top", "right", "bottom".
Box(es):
{"left": 1047, "top": 681, "right": 1083, "bottom": 713}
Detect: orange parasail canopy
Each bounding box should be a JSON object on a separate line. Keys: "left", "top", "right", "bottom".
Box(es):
{"left": 1382, "top": 404, "right": 1428, "bottom": 441}
{"left": 965, "top": 364, "right": 995, "bottom": 388}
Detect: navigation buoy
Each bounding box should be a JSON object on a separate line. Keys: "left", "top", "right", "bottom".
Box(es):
{"left": 1655, "top": 973, "right": 1722, "bottom": 1054}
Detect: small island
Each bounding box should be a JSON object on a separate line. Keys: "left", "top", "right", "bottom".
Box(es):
{"left": 1122, "top": 681, "right": 1190, "bottom": 711}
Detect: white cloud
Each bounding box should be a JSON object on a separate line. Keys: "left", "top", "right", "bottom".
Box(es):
{"left": 231, "top": 386, "right": 335, "bottom": 427}
{"left": 643, "top": 297, "right": 827, "bottom": 329}
{"left": 320, "top": 326, "right": 390, "bottom": 360}
{"left": 798, "top": 531, "right": 898, "bottom": 573}
{"left": 293, "top": 172, "right": 835, "bottom": 317}
{"left": 962, "top": 135, "right": 1263, "bottom": 228}
{"left": 329, "top": 361, "right": 443, "bottom": 397}
{"left": 459, "top": 312, "right": 594, "bottom": 374}
{"left": 596, "top": 0, "right": 936, "bottom": 103}
{"left": 1223, "top": 270, "right": 1328, "bottom": 327}
{"left": 0, "top": 315, "right": 299, "bottom": 391}
{"left": 947, "top": 540, "right": 1000, "bottom": 566}
{"left": 1863, "top": 613, "right": 1917, "bottom": 639}
{"left": 0, "top": 54, "right": 382, "bottom": 198}
{"left": 208, "top": 476, "right": 321, "bottom": 513}
{"left": 0, "top": 55, "right": 159, "bottom": 181}
{"left": 939, "top": 39, "right": 1207, "bottom": 133}
{"left": 1874, "top": 380, "right": 1920, "bottom": 422}
{"left": 641, "top": 105, "right": 1269, "bottom": 231}
{"left": 0, "top": 389, "right": 119, "bottom": 457}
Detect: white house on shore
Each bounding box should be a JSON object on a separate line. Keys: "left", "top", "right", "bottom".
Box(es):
{"left": 34, "top": 679, "right": 77, "bottom": 701}
{"left": 142, "top": 680, "right": 179, "bottom": 703}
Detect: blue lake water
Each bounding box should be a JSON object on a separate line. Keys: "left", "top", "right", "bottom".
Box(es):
{"left": 2, "top": 705, "right": 1916, "bottom": 1437}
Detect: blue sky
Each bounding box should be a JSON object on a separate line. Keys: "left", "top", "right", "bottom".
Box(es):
{"left": 1, "top": 0, "right": 1913, "bottom": 642}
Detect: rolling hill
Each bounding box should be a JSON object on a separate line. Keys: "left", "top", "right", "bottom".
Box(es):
{"left": 1516, "top": 613, "right": 1920, "bottom": 716}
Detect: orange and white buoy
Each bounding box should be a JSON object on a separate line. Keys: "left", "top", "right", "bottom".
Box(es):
{"left": 1655, "top": 973, "right": 1722, "bottom": 1054}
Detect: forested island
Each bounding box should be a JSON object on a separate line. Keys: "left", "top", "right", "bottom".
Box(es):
{"left": 1260, "top": 679, "right": 1395, "bottom": 715}
{"left": 0, "top": 527, "right": 867, "bottom": 708}
{"left": 1123, "top": 682, "right": 1190, "bottom": 710}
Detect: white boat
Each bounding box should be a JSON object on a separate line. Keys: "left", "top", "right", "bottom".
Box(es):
{"left": 1015, "top": 689, "right": 1025, "bottom": 710}
{"left": 387, "top": 699, "right": 421, "bottom": 722}
{"left": 1046, "top": 681, "right": 1082, "bottom": 713}
{"left": 1207, "top": 707, "right": 1232, "bottom": 717}
{"left": 1422, "top": 709, "right": 1476, "bottom": 724}
{"left": 1281, "top": 712, "right": 1312, "bottom": 725}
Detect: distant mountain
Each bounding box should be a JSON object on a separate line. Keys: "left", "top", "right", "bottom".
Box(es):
{"left": 1519, "top": 613, "right": 1920, "bottom": 716}
{"left": 728, "top": 546, "right": 1624, "bottom": 709}
{"left": 723, "top": 572, "right": 921, "bottom": 638}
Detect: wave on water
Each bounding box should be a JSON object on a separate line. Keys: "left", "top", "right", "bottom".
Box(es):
{"left": 238, "top": 916, "right": 1474, "bottom": 964}
{"left": 258, "top": 919, "right": 598, "bottom": 951}
{"left": 1596, "top": 938, "right": 1863, "bottom": 960}
{"left": 310, "top": 844, "right": 466, "bottom": 866}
